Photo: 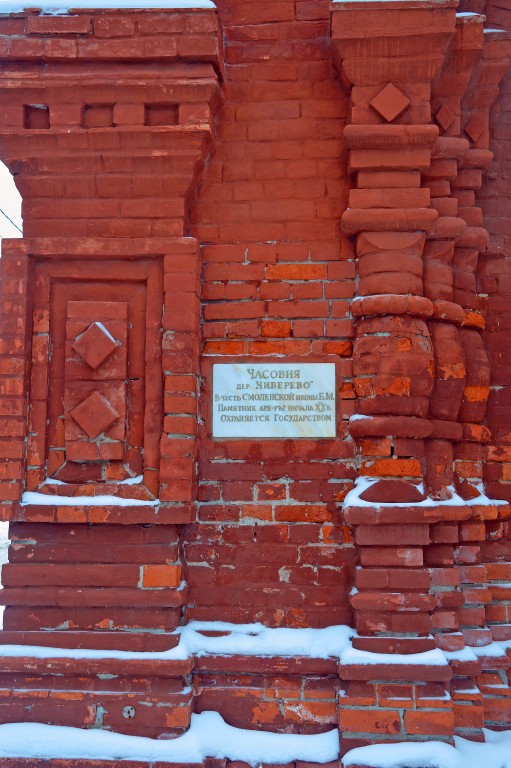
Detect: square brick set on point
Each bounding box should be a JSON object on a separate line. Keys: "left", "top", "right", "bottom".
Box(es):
{"left": 0, "top": 0, "right": 509, "bottom": 765}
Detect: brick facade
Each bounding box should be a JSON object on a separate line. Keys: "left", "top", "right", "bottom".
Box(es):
{"left": 0, "top": 0, "right": 510, "bottom": 763}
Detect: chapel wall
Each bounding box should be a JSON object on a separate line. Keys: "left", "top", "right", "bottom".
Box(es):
{"left": 468, "top": 0, "right": 511, "bottom": 631}
{"left": 185, "top": 0, "right": 358, "bottom": 628}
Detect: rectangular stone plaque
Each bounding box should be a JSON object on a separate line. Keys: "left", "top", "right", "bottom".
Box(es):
{"left": 212, "top": 363, "right": 336, "bottom": 439}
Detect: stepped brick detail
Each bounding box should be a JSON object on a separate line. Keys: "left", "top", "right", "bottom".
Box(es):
{"left": 0, "top": 0, "right": 510, "bottom": 765}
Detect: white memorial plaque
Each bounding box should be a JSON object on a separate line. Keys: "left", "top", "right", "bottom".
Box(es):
{"left": 212, "top": 363, "right": 336, "bottom": 439}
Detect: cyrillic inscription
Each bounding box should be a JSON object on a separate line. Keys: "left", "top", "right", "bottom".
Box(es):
{"left": 212, "top": 363, "right": 336, "bottom": 439}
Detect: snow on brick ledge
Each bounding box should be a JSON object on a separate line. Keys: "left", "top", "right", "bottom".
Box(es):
{"left": 0, "top": 0, "right": 215, "bottom": 13}
{"left": 3, "top": 622, "right": 511, "bottom": 666}
{"left": 343, "top": 729, "right": 511, "bottom": 768}
{"left": 1, "top": 714, "right": 511, "bottom": 767}
{"left": 20, "top": 491, "right": 158, "bottom": 507}
{"left": 0, "top": 711, "right": 339, "bottom": 764}
{"left": 0, "top": 622, "right": 355, "bottom": 660}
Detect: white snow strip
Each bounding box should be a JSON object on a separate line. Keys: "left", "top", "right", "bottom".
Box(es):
{"left": 0, "top": 0, "right": 215, "bottom": 13}
{"left": 472, "top": 642, "right": 508, "bottom": 659}
{"left": 118, "top": 474, "right": 144, "bottom": 485}
{"left": 180, "top": 622, "right": 355, "bottom": 659}
{"left": 343, "top": 739, "right": 459, "bottom": 768}
{"left": 0, "top": 622, "right": 355, "bottom": 661}
{"left": 444, "top": 646, "right": 478, "bottom": 663}
{"left": 340, "top": 645, "right": 447, "bottom": 667}
{"left": 344, "top": 729, "right": 511, "bottom": 768}
{"left": 465, "top": 482, "right": 508, "bottom": 507}
{"left": 4, "top": 620, "right": 509, "bottom": 668}
{"left": 0, "top": 712, "right": 339, "bottom": 765}
{"left": 343, "top": 477, "right": 492, "bottom": 509}
{"left": 20, "top": 492, "right": 158, "bottom": 507}
{"left": 93, "top": 321, "right": 117, "bottom": 344}
{"left": 350, "top": 293, "right": 419, "bottom": 302}
{"left": 0, "top": 520, "right": 8, "bottom": 630}
{"left": 42, "top": 475, "right": 142, "bottom": 486}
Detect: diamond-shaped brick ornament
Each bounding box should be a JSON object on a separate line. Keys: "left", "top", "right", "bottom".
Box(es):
{"left": 70, "top": 391, "right": 119, "bottom": 439}
{"left": 370, "top": 83, "right": 410, "bottom": 123}
{"left": 73, "top": 321, "right": 118, "bottom": 370}
{"left": 464, "top": 114, "right": 484, "bottom": 143}
{"left": 435, "top": 104, "right": 456, "bottom": 132}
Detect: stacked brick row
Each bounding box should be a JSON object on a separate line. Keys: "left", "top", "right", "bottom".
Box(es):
{"left": 0, "top": 11, "right": 222, "bottom": 741}
{"left": 332, "top": 0, "right": 511, "bottom": 751}
{"left": 460, "top": 0, "right": 511, "bottom": 664}
{"left": 188, "top": 0, "right": 358, "bottom": 628}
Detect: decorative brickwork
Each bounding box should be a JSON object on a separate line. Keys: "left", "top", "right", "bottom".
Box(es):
{"left": 0, "top": 0, "right": 510, "bottom": 764}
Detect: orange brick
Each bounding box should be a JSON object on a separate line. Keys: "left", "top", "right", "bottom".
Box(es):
{"left": 340, "top": 708, "right": 401, "bottom": 735}
{"left": 275, "top": 504, "right": 333, "bottom": 522}
{"left": 241, "top": 504, "right": 272, "bottom": 521}
{"left": 453, "top": 702, "right": 484, "bottom": 729}
{"left": 362, "top": 459, "right": 422, "bottom": 478}
{"left": 265, "top": 263, "right": 327, "bottom": 280}
{"left": 165, "top": 707, "right": 190, "bottom": 728}
{"left": 142, "top": 565, "right": 182, "bottom": 588}
{"left": 360, "top": 438, "right": 392, "bottom": 457}
{"left": 404, "top": 710, "right": 455, "bottom": 736}
{"left": 204, "top": 341, "right": 246, "bottom": 355}
{"left": 379, "top": 685, "right": 413, "bottom": 708}
{"left": 322, "top": 341, "right": 352, "bottom": 355}
{"left": 284, "top": 701, "right": 336, "bottom": 724}
{"left": 261, "top": 320, "right": 291, "bottom": 338}
{"left": 341, "top": 682, "right": 377, "bottom": 707}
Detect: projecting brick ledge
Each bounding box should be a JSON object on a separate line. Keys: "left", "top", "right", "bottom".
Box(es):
{"left": 7, "top": 504, "right": 193, "bottom": 525}
{"left": 0, "top": 655, "right": 192, "bottom": 678}
{"left": 339, "top": 662, "right": 452, "bottom": 682}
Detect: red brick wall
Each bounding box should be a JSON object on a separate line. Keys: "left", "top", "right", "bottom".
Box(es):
{"left": 474, "top": 0, "right": 511, "bottom": 506}
{"left": 184, "top": 0, "right": 357, "bottom": 627}
{"left": 465, "top": 0, "right": 511, "bottom": 615}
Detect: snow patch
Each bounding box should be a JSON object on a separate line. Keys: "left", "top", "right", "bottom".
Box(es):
{"left": 4, "top": 620, "right": 511, "bottom": 670}
{"left": 465, "top": 483, "right": 508, "bottom": 507}
{"left": 340, "top": 646, "right": 447, "bottom": 667}
{"left": 343, "top": 739, "right": 459, "bottom": 768}
{"left": 444, "top": 646, "right": 478, "bottom": 663}
{"left": 0, "top": 711, "right": 339, "bottom": 765}
{"left": 343, "top": 729, "right": 511, "bottom": 768}
{"left": 21, "top": 492, "right": 158, "bottom": 507}
{"left": 0, "top": 622, "right": 355, "bottom": 661}
{"left": 0, "top": 0, "right": 215, "bottom": 14}
{"left": 180, "top": 621, "right": 355, "bottom": 659}
{"left": 93, "top": 321, "right": 117, "bottom": 344}
{"left": 343, "top": 476, "right": 507, "bottom": 510}
{"left": 0, "top": 520, "right": 8, "bottom": 629}
{"left": 119, "top": 474, "right": 144, "bottom": 485}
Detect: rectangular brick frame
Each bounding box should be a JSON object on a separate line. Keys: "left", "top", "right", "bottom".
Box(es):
{"left": 0, "top": 236, "right": 200, "bottom": 525}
